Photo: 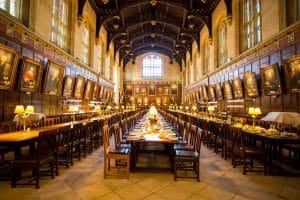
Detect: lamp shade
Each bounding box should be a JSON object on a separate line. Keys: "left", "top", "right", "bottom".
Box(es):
{"left": 94, "top": 105, "right": 101, "bottom": 111}
{"left": 254, "top": 108, "right": 262, "bottom": 115}
{"left": 14, "top": 105, "right": 25, "bottom": 114}
{"left": 248, "top": 107, "right": 255, "bottom": 115}
{"left": 25, "top": 105, "right": 35, "bottom": 113}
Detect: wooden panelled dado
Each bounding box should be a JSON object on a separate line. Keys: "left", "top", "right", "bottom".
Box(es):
{"left": 187, "top": 22, "right": 300, "bottom": 115}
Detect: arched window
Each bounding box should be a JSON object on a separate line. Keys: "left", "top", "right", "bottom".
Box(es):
{"left": 142, "top": 55, "right": 162, "bottom": 78}
{"left": 202, "top": 38, "right": 210, "bottom": 76}
{"left": 241, "top": 0, "right": 261, "bottom": 51}
{"left": 51, "top": 0, "right": 70, "bottom": 51}
{"left": 0, "top": 0, "right": 21, "bottom": 18}
{"left": 218, "top": 20, "right": 227, "bottom": 66}
{"left": 81, "top": 23, "right": 90, "bottom": 65}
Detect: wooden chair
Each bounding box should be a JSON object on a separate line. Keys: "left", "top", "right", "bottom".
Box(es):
{"left": 103, "top": 125, "right": 130, "bottom": 179}
{"left": 113, "top": 123, "right": 131, "bottom": 149}
{"left": 231, "top": 126, "right": 267, "bottom": 175}
{"left": 173, "top": 124, "right": 197, "bottom": 151}
{"left": 11, "top": 129, "right": 57, "bottom": 189}
{"left": 56, "top": 125, "right": 72, "bottom": 170}
{"left": 174, "top": 127, "right": 202, "bottom": 181}
{"left": 0, "top": 122, "right": 17, "bottom": 162}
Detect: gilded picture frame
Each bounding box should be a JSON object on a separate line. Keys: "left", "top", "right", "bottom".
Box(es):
{"left": 232, "top": 77, "right": 244, "bottom": 99}
{"left": 43, "top": 61, "right": 64, "bottom": 96}
{"left": 73, "top": 75, "right": 85, "bottom": 99}
{"left": 19, "top": 57, "right": 43, "bottom": 93}
{"left": 283, "top": 55, "right": 300, "bottom": 93}
{"left": 223, "top": 81, "right": 233, "bottom": 100}
{"left": 62, "top": 75, "right": 75, "bottom": 98}
{"left": 170, "top": 83, "right": 178, "bottom": 95}
{"left": 149, "top": 84, "right": 156, "bottom": 96}
{"left": 83, "top": 79, "right": 94, "bottom": 100}
{"left": 260, "top": 63, "right": 282, "bottom": 95}
{"left": 215, "top": 83, "right": 223, "bottom": 100}
{"left": 92, "top": 83, "right": 100, "bottom": 100}
{"left": 208, "top": 85, "right": 216, "bottom": 101}
{"left": 244, "top": 71, "right": 259, "bottom": 98}
{"left": 0, "top": 43, "right": 19, "bottom": 90}
{"left": 125, "top": 84, "right": 133, "bottom": 95}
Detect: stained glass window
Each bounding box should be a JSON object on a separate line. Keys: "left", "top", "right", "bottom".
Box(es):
{"left": 142, "top": 55, "right": 162, "bottom": 77}
{"left": 0, "top": 0, "right": 20, "bottom": 18}
{"left": 51, "top": 0, "right": 70, "bottom": 50}
{"left": 242, "top": 0, "right": 261, "bottom": 51}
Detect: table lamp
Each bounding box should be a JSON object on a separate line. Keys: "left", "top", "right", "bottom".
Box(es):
{"left": 14, "top": 105, "right": 35, "bottom": 132}
{"left": 248, "top": 107, "right": 262, "bottom": 127}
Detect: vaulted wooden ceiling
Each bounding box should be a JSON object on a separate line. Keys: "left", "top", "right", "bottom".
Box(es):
{"left": 80, "top": 0, "right": 232, "bottom": 69}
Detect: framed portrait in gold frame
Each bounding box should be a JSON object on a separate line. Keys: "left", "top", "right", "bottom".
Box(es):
{"left": 62, "top": 75, "right": 74, "bottom": 98}
{"left": 223, "top": 81, "right": 233, "bottom": 100}
{"left": 125, "top": 84, "right": 133, "bottom": 95}
{"left": 83, "top": 79, "right": 94, "bottom": 100}
{"left": 73, "top": 75, "right": 85, "bottom": 99}
{"left": 170, "top": 83, "right": 178, "bottom": 95}
{"left": 208, "top": 85, "right": 216, "bottom": 101}
{"left": 232, "top": 77, "right": 243, "bottom": 99}
{"left": 215, "top": 83, "right": 223, "bottom": 100}
{"left": 19, "top": 57, "right": 43, "bottom": 93}
{"left": 92, "top": 83, "right": 100, "bottom": 100}
{"left": 0, "top": 43, "right": 19, "bottom": 90}
{"left": 260, "top": 63, "right": 282, "bottom": 95}
{"left": 283, "top": 55, "right": 300, "bottom": 93}
{"left": 43, "top": 61, "right": 64, "bottom": 96}
{"left": 244, "top": 71, "right": 259, "bottom": 98}
{"left": 149, "top": 84, "right": 156, "bottom": 96}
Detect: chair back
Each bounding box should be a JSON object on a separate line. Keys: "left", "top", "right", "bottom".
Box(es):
{"left": 38, "top": 129, "right": 58, "bottom": 160}
{"left": 0, "top": 121, "right": 17, "bottom": 133}
{"left": 230, "top": 126, "right": 244, "bottom": 151}
{"left": 113, "top": 123, "right": 122, "bottom": 146}
{"left": 57, "top": 125, "right": 71, "bottom": 148}
{"left": 120, "top": 119, "right": 128, "bottom": 136}
{"left": 102, "top": 125, "right": 110, "bottom": 155}
{"left": 45, "top": 118, "right": 54, "bottom": 126}
{"left": 188, "top": 125, "right": 198, "bottom": 147}
{"left": 61, "top": 115, "right": 71, "bottom": 123}
{"left": 194, "top": 128, "right": 202, "bottom": 155}
{"left": 183, "top": 122, "right": 191, "bottom": 142}
{"left": 177, "top": 120, "right": 185, "bottom": 138}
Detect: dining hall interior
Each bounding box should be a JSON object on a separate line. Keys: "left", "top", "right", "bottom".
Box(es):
{"left": 0, "top": 0, "right": 300, "bottom": 199}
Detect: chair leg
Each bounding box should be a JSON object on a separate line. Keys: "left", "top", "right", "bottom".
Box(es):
{"left": 11, "top": 167, "right": 16, "bottom": 188}
{"left": 36, "top": 168, "right": 40, "bottom": 189}
{"left": 243, "top": 155, "right": 246, "bottom": 175}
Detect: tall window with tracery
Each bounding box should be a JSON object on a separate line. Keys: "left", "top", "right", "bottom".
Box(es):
{"left": 0, "top": 0, "right": 20, "bottom": 18}
{"left": 81, "top": 24, "right": 90, "bottom": 65}
{"left": 142, "top": 55, "right": 162, "bottom": 78}
{"left": 202, "top": 38, "right": 210, "bottom": 76}
{"left": 51, "top": 0, "right": 70, "bottom": 51}
{"left": 218, "top": 20, "right": 227, "bottom": 66}
{"left": 241, "top": 0, "right": 261, "bottom": 51}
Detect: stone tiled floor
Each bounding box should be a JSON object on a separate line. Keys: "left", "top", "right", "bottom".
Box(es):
{"left": 1, "top": 145, "right": 300, "bottom": 200}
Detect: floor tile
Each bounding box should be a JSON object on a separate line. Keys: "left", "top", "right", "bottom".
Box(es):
{"left": 114, "top": 184, "right": 151, "bottom": 200}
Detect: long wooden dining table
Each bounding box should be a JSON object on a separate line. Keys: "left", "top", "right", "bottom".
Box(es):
{"left": 126, "top": 115, "right": 178, "bottom": 171}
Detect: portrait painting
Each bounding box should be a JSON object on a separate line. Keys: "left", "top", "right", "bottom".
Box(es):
{"left": 244, "top": 71, "right": 259, "bottom": 98}
{"left": 208, "top": 85, "right": 216, "bottom": 101}
{"left": 62, "top": 75, "right": 74, "bottom": 98}
{"left": 283, "top": 55, "right": 300, "bottom": 93}
{"left": 162, "top": 97, "right": 168, "bottom": 105}
{"left": 261, "top": 64, "right": 282, "bottom": 95}
{"left": 156, "top": 97, "right": 161, "bottom": 105}
{"left": 157, "top": 87, "right": 163, "bottom": 94}
{"left": 0, "top": 43, "right": 19, "bottom": 90}
{"left": 215, "top": 83, "right": 223, "bottom": 100}
{"left": 74, "top": 75, "right": 85, "bottom": 99}
{"left": 200, "top": 85, "right": 208, "bottom": 100}
{"left": 232, "top": 77, "right": 243, "bottom": 99}
{"left": 125, "top": 84, "right": 133, "bottom": 95}
{"left": 141, "top": 87, "right": 147, "bottom": 95}
{"left": 92, "top": 83, "right": 100, "bottom": 100}
{"left": 170, "top": 83, "right": 178, "bottom": 95}
{"left": 44, "top": 61, "right": 64, "bottom": 96}
{"left": 83, "top": 80, "right": 94, "bottom": 100}
{"left": 223, "top": 81, "right": 233, "bottom": 100}
{"left": 19, "top": 57, "right": 43, "bottom": 93}
{"left": 149, "top": 84, "right": 156, "bottom": 96}
{"left": 134, "top": 86, "right": 140, "bottom": 95}
{"left": 164, "top": 87, "right": 169, "bottom": 95}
